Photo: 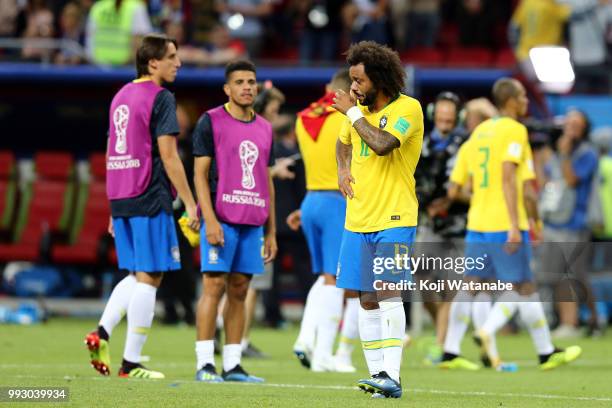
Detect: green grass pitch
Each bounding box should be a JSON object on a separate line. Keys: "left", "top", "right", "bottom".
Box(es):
{"left": 1, "top": 318, "right": 611, "bottom": 407}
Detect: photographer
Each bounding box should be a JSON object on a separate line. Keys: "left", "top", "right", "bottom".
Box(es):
{"left": 539, "top": 109, "right": 600, "bottom": 338}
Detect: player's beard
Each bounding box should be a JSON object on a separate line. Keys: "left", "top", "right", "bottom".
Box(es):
{"left": 362, "top": 86, "right": 378, "bottom": 107}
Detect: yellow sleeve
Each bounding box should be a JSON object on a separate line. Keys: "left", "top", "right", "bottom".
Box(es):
{"left": 511, "top": 1, "right": 525, "bottom": 26}
{"left": 502, "top": 123, "right": 529, "bottom": 165}
{"left": 386, "top": 98, "right": 423, "bottom": 146}
{"left": 555, "top": 3, "right": 571, "bottom": 21}
{"left": 521, "top": 142, "right": 536, "bottom": 181}
{"left": 338, "top": 117, "right": 352, "bottom": 145}
{"left": 450, "top": 142, "right": 470, "bottom": 186}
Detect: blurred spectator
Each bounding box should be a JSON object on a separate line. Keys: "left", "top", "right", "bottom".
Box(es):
{"left": 85, "top": 0, "right": 152, "bottom": 66}
{"left": 55, "top": 2, "right": 85, "bottom": 65}
{"left": 539, "top": 110, "right": 600, "bottom": 338}
{"left": 165, "top": 21, "right": 246, "bottom": 66}
{"left": 567, "top": 0, "right": 612, "bottom": 94}
{"left": 463, "top": 97, "right": 498, "bottom": 133}
{"left": 404, "top": 0, "right": 440, "bottom": 49}
{"left": 457, "top": 0, "right": 496, "bottom": 48}
{"left": 346, "top": 0, "right": 389, "bottom": 45}
{"left": 509, "top": 0, "right": 571, "bottom": 64}
{"left": 295, "top": 0, "right": 349, "bottom": 64}
{"left": 216, "top": 0, "right": 273, "bottom": 58}
{"left": 151, "top": 0, "right": 191, "bottom": 31}
{"left": 0, "top": 0, "right": 19, "bottom": 38}
{"left": 19, "top": 0, "right": 55, "bottom": 61}
{"left": 189, "top": 0, "right": 218, "bottom": 45}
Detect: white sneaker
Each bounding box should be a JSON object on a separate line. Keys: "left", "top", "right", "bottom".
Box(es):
{"left": 551, "top": 324, "right": 581, "bottom": 339}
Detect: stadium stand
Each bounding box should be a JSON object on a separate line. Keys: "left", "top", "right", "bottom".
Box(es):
{"left": 51, "top": 152, "right": 110, "bottom": 265}
{"left": 0, "top": 151, "right": 75, "bottom": 262}
{"left": 0, "top": 150, "right": 17, "bottom": 242}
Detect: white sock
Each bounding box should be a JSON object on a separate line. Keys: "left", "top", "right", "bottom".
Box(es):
{"left": 99, "top": 274, "right": 137, "bottom": 337}
{"left": 123, "top": 282, "right": 157, "bottom": 363}
{"left": 472, "top": 292, "right": 498, "bottom": 360}
{"left": 314, "top": 285, "right": 343, "bottom": 362}
{"left": 379, "top": 298, "right": 405, "bottom": 383}
{"left": 359, "top": 306, "right": 383, "bottom": 376}
{"left": 336, "top": 297, "right": 359, "bottom": 358}
{"left": 295, "top": 276, "right": 324, "bottom": 349}
{"left": 481, "top": 291, "right": 520, "bottom": 336}
{"left": 223, "top": 344, "right": 242, "bottom": 372}
{"left": 443, "top": 291, "right": 473, "bottom": 355}
{"left": 518, "top": 294, "right": 555, "bottom": 356}
{"left": 196, "top": 340, "right": 215, "bottom": 369}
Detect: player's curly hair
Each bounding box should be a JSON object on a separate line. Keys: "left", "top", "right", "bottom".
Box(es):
{"left": 346, "top": 41, "right": 406, "bottom": 99}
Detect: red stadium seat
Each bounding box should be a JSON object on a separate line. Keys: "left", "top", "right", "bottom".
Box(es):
{"left": 446, "top": 47, "right": 494, "bottom": 67}
{"left": 34, "top": 151, "right": 74, "bottom": 180}
{"left": 400, "top": 48, "right": 445, "bottom": 66}
{"left": 495, "top": 48, "right": 517, "bottom": 68}
{"left": 0, "top": 151, "right": 17, "bottom": 239}
{"left": 0, "top": 152, "right": 75, "bottom": 262}
{"left": 89, "top": 152, "right": 106, "bottom": 181}
{"left": 52, "top": 182, "right": 110, "bottom": 264}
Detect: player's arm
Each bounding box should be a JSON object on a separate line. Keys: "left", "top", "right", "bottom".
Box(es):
{"left": 502, "top": 161, "right": 521, "bottom": 243}
{"left": 193, "top": 114, "right": 223, "bottom": 246}
{"left": 337, "top": 120, "right": 354, "bottom": 198}
{"left": 158, "top": 136, "right": 199, "bottom": 229}
{"left": 448, "top": 143, "right": 471, "bottom": 204}
{"left": 332, "top": 89, "right": 399, "bottom": 156}
{"left": 155, "top": 92, "right": 198, "bottom": 229}
{"left": 264, "top": 169, "right": 278, "bottom": 263}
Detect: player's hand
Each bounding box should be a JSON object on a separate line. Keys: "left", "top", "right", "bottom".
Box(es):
{"left": 332, "top": 89, "right": 356, "bottom": 115}
{"left": 263, "top": 232, "right": 278, "bottom": 264}
{"left": 557, "top": 134, "right": 573, "bottom": 156}
{"left": 427, "top": 197, "right": 450, "bottom": 218}
{"left": 206, "top": 218, "right": 225, "bottom": 246}
{"left": 505, "top": 226, "right": 522, "bottom": 254}
{"left": 107, "top": 216, "right": 114, "bottom": 238}
{"left": 272, "top": 157, "right": 296, "bottom": 180}
{"left": 529, "top": 218, "right": 543, "bottom": 246}
{"left": 286, "top": 210, "right": 302, "bottom": 231}
{"left": 185, "top": 203, "right": 200, "bottom": 231}
{"left": 338, "top": 168, "right": 355, "bottom": 199}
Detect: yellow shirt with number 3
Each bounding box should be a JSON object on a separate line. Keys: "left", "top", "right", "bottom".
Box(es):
{"left": 338, "top": 94, "right": 424, "bottom": 232}
{"left": 450, "top": 117, "right": 535, "bottom": 232}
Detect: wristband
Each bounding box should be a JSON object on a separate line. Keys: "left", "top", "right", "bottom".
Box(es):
{"left": 346, "top": 106, "right": 364, "bottom": 126}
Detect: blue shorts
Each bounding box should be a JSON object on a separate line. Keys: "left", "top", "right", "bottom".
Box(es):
{"left": 200, "top": 221, "right": 264, "bottom": 275}
{"left": 337, "top": 227, "right": 416, "bottom": 292}
{"left": 300, "top": 191, "right": 346, "bottom": 275}
{"left": 464, "top": 230, "right": 533, "bottom": 283}
{"left": 113, "top": 212, "right": 181, "bottom": 273}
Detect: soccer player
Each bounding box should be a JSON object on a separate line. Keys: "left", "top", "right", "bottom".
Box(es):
{"left": 192, "top": 60, "right": 277, "bottom": 383}
{"left": 333, "top": 41, "right": 424, "bottom": 398}
{"left": 85, "top": 33, "right": 200, "bottom": 379}
{"left": 287, "top": 68, "right": 360, "bottom": 372}
{"left": 440, "top": 77, "right": 582, "bottom": 371}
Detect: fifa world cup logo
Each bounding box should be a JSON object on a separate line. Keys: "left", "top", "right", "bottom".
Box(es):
{"left": 113, "top": 105, "right": 130, "bottom": 154}
{"left": 239, "top": 140, "right": 259, "bottom": 190}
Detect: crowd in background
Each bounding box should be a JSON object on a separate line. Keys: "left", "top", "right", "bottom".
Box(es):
{"left": 2, "top": 0, "right": 611, "bottom": 86}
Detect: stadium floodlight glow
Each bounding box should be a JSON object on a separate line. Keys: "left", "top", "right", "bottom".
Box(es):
{"left": 308, "top": 6, "right": 329, "bottom": 28}
{"left": 227, "top": 13, "right": 245, "bottom": 31}
{"left": 528, "top": 46, "right": 575, "bottom": 93}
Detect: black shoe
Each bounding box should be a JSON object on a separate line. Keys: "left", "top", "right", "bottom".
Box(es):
{"left": 242, "top": 342, "right": 269, "bottom": 359}
{"left": 221, "top": 364, "right": 264, "bottom": 383}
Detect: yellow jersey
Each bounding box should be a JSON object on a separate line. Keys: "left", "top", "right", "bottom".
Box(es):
{"left": 450, "top": 117, "right": 535, "bottom": 232}
{"left": 295, "top": 110, "right": 345, "bottom": 190}
{"left": 339, "top": 94, "right": 424, "bottom": 232}
{"left": 512, "top": 0, "right": 571, "bottom": 61}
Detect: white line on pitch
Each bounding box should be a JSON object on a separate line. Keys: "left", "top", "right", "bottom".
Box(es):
{"left": 8, "top": 375, "right": 612, "bottom": 403}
